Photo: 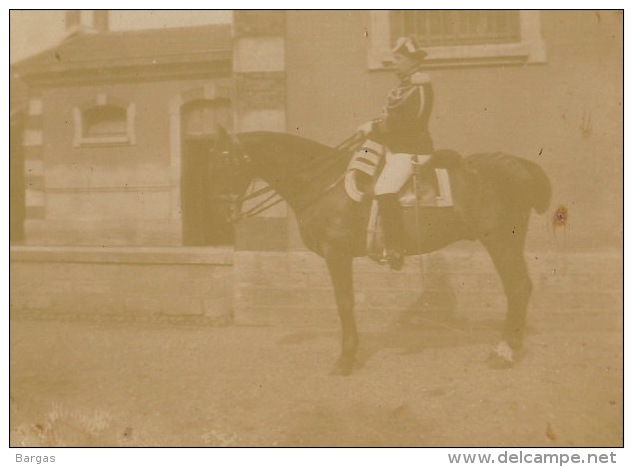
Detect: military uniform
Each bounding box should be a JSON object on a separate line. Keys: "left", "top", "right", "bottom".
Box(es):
{"left": 373, "top": 70, "right": 434, "bottom": 195}
{"left": 355, "top": 35, "right": 432, "bottom": 270}
{"left": 381, "top": 71, "right": 434, "bottom": 154}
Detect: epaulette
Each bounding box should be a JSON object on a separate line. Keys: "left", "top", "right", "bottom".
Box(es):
{"left": 410, "top": 72, "right": 431, "bottom": 85}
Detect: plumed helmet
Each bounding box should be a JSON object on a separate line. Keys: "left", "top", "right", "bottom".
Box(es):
{"left": 391, "top": 36, "right": 428, "bottom": 61}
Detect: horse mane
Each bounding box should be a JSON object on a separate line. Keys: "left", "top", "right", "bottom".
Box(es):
{"left": 239, "top": 131, "right": 348, "bottom": 160}
{"left": 237, "top": 131, "right": 352, "bottom": 187}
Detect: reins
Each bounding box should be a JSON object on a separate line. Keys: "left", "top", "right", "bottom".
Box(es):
{"left": 238, "top": 184, "right": 276, "bottom": 203}
{"left": 230, "top": 190, "right": 284, "bottom": 222}
{"left": 226, "top": 132, "right": 361, "bottom": 222}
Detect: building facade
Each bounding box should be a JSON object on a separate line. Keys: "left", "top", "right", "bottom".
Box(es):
{"left": 13, "top": 22, "right": 234, "bottom": 246}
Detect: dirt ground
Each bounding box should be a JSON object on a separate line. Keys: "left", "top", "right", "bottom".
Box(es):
{"left": 9, "top": 302, "right": 623, "bottom": 448}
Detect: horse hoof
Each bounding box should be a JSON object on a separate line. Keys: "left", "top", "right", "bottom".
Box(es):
{"left": 487, "top": 341, "right": 515, "bottom": 369}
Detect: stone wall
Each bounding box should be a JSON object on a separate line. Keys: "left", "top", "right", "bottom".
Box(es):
{"left": 10, "top": 245, "right": 621, "bottom": 331}
{"left": 10, "top": 246, "right": 233, "bottom": 323}
{"left": 233, "top": 246, "right": 622, "bottom": 330}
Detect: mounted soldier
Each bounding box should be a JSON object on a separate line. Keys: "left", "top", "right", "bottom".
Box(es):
{"left": 211, "top": 32, "right": 551, "bottom": 374}
{"left": 355, "top": 36, "right": 434, "bottom": 270}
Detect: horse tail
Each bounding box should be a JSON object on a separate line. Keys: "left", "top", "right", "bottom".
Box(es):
{"left": 516, "top": 158, "right": 552, "bottom": 214}
{"left": 465, "top": 152, "right": 552, "bottom": 214}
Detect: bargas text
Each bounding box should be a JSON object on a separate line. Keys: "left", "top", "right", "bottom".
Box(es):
{"left": 16, "top": 455, "right": 55, "bottom": 464}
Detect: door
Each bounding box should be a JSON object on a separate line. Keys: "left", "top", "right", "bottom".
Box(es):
{"left": 180, "top": 98, "right": 233, "bottom": 246}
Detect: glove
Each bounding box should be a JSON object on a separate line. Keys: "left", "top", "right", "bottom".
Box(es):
{"left": 356, "top": 121, "right": 374, "bottom": 136}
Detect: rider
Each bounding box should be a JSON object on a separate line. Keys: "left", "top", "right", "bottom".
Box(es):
{"left": 356, "top": 35, "right": 434, "bottom": 270}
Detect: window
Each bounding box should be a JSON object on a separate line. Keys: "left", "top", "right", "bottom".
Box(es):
{"left": 368, "top": 10, "right": 546, "bottom": 69}
{"left": 391, "top": 10, "right": 520, "bottom": 47}
{"left": 73, "top": 95, "right": 135, "bottom": 146}
{"left": 82, "top": 105, "right": 127, "bottom": 138}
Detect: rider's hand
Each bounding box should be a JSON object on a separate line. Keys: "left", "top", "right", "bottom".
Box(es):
{"left": 356, "top": 121, "right": 374, "bottom": 137}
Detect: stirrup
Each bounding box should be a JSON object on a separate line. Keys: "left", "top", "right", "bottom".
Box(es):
{"left": 368, "top": 248, "right": 388, "bottom": 265}
{"left": 385, "top": 249, "right": 404, "bottom": 271}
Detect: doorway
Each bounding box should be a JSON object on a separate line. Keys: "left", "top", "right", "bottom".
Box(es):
{"left": 180, "top": 98, "right": 233, "bottom": 246}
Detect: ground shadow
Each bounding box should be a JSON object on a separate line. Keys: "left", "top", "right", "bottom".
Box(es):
{"left": 278, "top": 254, "right": 506, "bottom": 370}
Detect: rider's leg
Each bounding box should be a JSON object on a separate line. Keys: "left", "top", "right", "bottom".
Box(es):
{"left": 373, "top": 153, "right": 415, "bottom": 270}
{"left": 374, "top": 152, "right": 415, "bottom": 193}
{"left": 374, "top": 193, "right": 405, "bottom": 270}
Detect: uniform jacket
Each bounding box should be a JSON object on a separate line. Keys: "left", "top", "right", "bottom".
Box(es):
{"left": 376, "top": 71, "right": 434, "bottom": 154}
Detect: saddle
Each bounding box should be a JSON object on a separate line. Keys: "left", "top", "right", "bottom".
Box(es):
{"left": 344, "top": 148, "right": 461, "bottom": 261}
{"left": 344, "top": 148, "right": 461, "bottom": 207}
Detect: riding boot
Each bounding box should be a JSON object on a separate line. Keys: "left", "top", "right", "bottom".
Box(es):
{"left": 376, "top": 193, "right": 405, "bottom": 270}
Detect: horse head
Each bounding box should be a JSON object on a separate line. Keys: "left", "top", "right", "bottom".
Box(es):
{"left": 212, "top": 125, "right": 251, "bottom": 165}
{"left": 209, "top": 126, "right": 259, "bottom": 223}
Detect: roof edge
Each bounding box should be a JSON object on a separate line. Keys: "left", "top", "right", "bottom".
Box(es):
{"left": 12, "top": 23, "right": 233, "bottom": 78}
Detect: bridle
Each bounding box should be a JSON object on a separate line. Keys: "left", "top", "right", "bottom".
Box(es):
{"left": 214, "top": 132, "right": 364, "bottom": 223}
{"left": 229, "top": 184, "right": 283, "bottom": 222}
{"left": 212, "top": 135, "right": 283, "bottom": 223}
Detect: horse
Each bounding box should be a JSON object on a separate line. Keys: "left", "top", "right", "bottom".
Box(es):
{"left": 210, "top": 128, "right": 552, "bottom": 375}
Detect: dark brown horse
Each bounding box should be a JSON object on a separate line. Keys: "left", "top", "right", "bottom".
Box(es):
{"left": 211, "top": 129, "right": 552, "bottom": 375}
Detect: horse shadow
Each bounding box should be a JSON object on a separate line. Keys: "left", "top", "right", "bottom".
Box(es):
{"left": 359, "top": 253, "right": 499, "bottom": 363}
{"left": 276, "top": 302, "right": 503, "bottom": 372}
{"left": 278, "top": 254, "right": 506, "bottom": 371}
{"left": 355, "top": 310, "right": 503, "bottom": 369}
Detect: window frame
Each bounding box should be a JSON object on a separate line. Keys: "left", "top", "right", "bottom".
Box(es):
{"left": 368, "top": 10, "right": 546, "bottom": 70}
{"left": 73, "top": 94, "right": 136, "bottom": 147}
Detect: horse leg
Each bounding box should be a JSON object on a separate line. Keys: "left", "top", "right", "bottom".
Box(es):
{"left": 481, "top": 225, "right": 533, "bottom": 367}
{"left": 324, "top": 249, "right": 358, "bottom": 375}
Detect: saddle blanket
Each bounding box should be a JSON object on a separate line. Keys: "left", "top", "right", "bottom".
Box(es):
{"left": 344, "top": 146, "right": 455, "bottom": 207}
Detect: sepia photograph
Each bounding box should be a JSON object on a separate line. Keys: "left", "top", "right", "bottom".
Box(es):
{"left": 8, "top": 7, "right": 624, "bottom": 456}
